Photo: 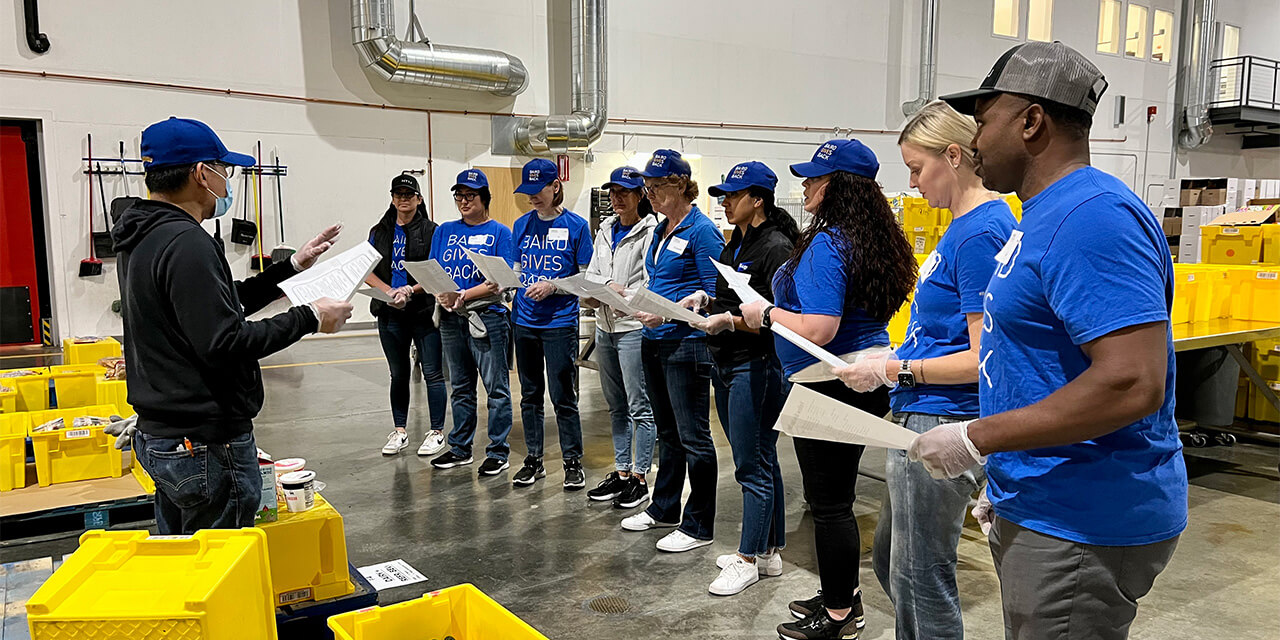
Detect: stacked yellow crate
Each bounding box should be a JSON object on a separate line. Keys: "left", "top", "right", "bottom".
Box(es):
{"left": 1251, "top": 342, "right": 1280, "bottom": 424}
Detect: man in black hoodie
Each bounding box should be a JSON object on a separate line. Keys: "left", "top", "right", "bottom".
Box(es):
{"left": 112, "top": 117, "right": 353, "bottom": 533}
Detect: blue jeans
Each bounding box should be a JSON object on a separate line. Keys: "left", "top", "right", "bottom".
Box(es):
{"left": 438, "top": 311, "right": 513, "bottom": 462}
{"left": 595, "top": 328, "right": 655, "bottom": 474}
{"left": 377, "top": 313, "right": 447, "bottom": 431}
{"left": 873, "top": 412, "right": 983, "bottom": 640}
{"left": 514, "top": 324, "right": 583, "bottom": 461}
{"left": 133, "top": 430, "right": 261, "bottom": 535}
{"left": 642, "top": 337, "right": 716, "bottom": 540}
{"left": 713, "top": 356, "right": 787, "bottom": 557}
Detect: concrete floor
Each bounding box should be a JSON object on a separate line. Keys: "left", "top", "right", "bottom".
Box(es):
{"left": 6, "top": 332, "right": 1279, "bottom": 639}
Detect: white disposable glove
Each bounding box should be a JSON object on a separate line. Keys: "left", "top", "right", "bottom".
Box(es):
{"left": 907, "top": 420, "right": 986, "bottom": 479}
{"left": 309, "top": 297, "right": 354, "bottom": 333}
{"left": 693, "top": 312, "right": 735, "bottom": 335}
{"left": 678, "top": 290, "right": 712, "bottom": 313}
{"left": 104, "top": 414, "right": 138, "bottom": 450}
{"left": 833, "top": 351, "right": 894, "bottom": 392}
{"left": 972, "top": 487, "right": 994, "bottom": 536}
{"left": 290, "top": 223, "right": 342, "bottom": 270}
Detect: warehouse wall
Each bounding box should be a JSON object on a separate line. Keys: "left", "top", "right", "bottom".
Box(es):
{"left": 0, "top": 0, "right": 1273, "bottom": 338}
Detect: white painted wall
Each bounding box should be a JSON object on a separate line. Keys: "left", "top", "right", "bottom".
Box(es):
{"left": 0, "top": 0, "right": 1276, "bottom": 338}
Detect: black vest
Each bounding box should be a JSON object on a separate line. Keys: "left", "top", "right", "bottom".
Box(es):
{"left": 367, "top": 204, "right": 438, "bottom": 321}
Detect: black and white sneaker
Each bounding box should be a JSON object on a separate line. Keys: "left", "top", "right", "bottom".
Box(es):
{"left": 788, "top": 591, "right": 864, "bottom": 629}
{"left": 512, "top": 456, "right": 545, "bottom": 487}
{"left": 777, "top": 608, "right": 861, "bottom": 640}
{"left": 563, "top": 459, "right": 586, "bottom": 491}
{"left": 587, "top": 472, "right": 628, "bottom": 501}
{"left": 430, "top": 450, "right": 473, "bottom": 469}
{"left": 478, "top": 457, "right": 509, "bottom": 476}
{"left": 612, "top": 477, "right": 649, "bottom": 509}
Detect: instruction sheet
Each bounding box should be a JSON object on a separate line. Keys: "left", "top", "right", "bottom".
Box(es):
{"left": 404, "top": 260, "right": 462, "bottom": 295}
{"left": 279, "top": 243, "right": 381, "bottom": 306}
{"left": 775, "top": 383, "right": 916, "bottom": 449}
{"left": 628, "top": 288, "right": 706, "bottom": 325}
{"left": 357, "top": 559, "right": 429, "bottom": 591}
{"left": 462, "top": 248, "right": 523, "bottom": 290}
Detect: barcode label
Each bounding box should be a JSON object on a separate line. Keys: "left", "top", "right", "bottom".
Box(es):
{"left": 1257, "top": 272, "right": 1278, "bottom": 280}
{"left": 1222, "top": 227, "right": 1240, "bottom": 235}
{"left": 914, "top": 237, "right": 926, "bottom": 253}
{"left": 1185, "top": 274, "right": 1195, "bottom": 282}
{"left": 65, "top": 429, "right": 92, "bottom": 439}
{"left": 278, "top": 587, "right": 313, "bottom": 605}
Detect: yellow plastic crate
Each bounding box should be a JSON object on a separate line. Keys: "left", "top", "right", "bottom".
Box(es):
{"left": 27, "top": 404, "right": 124, "bottom": 487}
{"left": 1229, "top": 268, "right": 1280, "bottom": 323}
{"left": 0, "top": 367, "right": 50, "bottom": 412}
{"left": 96, "top": 379, "right": 134, "bottom": 417}
{"left": 132, "top": 460, "right": 156, "bottom": 494}
{"left": 903, "top": 202, "right": 942, "bottom": 230}
{"left": 907, "top": 226, "right": 944, "bottom": 255}
{"left": 1171, "top": 269, "right": 1200, "bottom": 325}
{"left": 0, "top": 384, "right": 16, "bottom": 413}
{"left": 0, "top": 412, "right": 31, "bottom": 492}
{"left": 258, "top": 493, "right": 354, "bottom": 607}
{"left": 1250, "top": 383, "right": 1280, "bottom": 424}
{"left": 26, "top": 529, "right": 278, "bottom": 640}
{"left": 1003, "top": 193, "right": 1023, "bottom": 221}
{"left": 1260, "top": 224, "right": 1280, "bottom": 265}
{"left": 48, "top": 365, "right": 103, "bottom": 410}
{"left": 61, "top": 336, "right": 122, "bottom": 365}
{"left": 1253, "top": 342, "right": 1280, "bottom": 382}
{"left": 1236, "top": 378, "right": 1251, "bottom": 420}
{"left": 328, "top": 584, "right": 547, "bottom": 640}
{"left": 1201, "top": 226, "right": 1263, "bottom": 265}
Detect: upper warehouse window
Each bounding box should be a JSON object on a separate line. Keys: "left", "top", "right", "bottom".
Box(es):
{"left": 994, "top": 0, "right": 1053, "bottom": 41}
{"left": 1126, "top": 3, "right": 1149, "bottom": 58}
{"left": 1098, "top": 0, "right": 1122, "bottom": 54}
{"left": 1027, "top": 0, "right": 1053, "bottom": 41}
{"left": 994, "top": 0, "right": 1020, "bottom": 38}
{"left": 1152, "top": 9, "right": 1173, "bottom": 62}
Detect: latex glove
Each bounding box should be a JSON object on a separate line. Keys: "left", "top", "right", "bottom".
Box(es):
{"left": 693, "top": 311, "right": 735, "bottom": 335}
{"left": 633, "top": 311, "right": 666, "bottom": 329}
{"left": 388, "top": 290, "right": 408, "bottom": 310}
{"left": 438, "top": 290, "right": 463, "bottom": 311}
{"left": 104, "top": 414, "right": 137, "bottom": 450}
{"left": 908, "top": 420, "right": 986, "bottom": 479}
{"left": 291, "top": 223, "right": 343, "bottom": 270}
{"left": 310, "top": 297, "right": 354, "bottom": 333}
{"left": 740, "top": 299, "right": 770, "bottom": 330}
{"left": 679, "top": 290, "right": 712, "bottom": 313}
{"left": 972, "top": 488, "right": 994, "bottom": 536}
{"left": 833, "top": 352, "right": 894, "bottom": 392}
{"left": 525, "top": 280, "right": 557, "bottom": 302}
{"left": 393, "top": 285, "right": 415, "bottom": 299}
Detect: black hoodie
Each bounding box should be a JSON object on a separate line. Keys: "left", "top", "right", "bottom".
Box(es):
{"left": 113, "top": 199, "right": 318, "bottom": 442}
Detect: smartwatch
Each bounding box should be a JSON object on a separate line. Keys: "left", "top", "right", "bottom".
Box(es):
{"left": 761, "top": 305, "right": 776, "bottom": 328}
{"left": 898, "top": 359, "right": 917, "bottom": 388}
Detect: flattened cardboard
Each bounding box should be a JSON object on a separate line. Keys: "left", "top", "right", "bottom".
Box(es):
{"left": 1208, "top": 205, "right": 1279, "bottom": 227}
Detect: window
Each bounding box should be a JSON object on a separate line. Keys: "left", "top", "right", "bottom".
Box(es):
{"left": 1151, "top": 9, "right": 1173, "bottom": 62}
{"left": 1027, "top": 0, "right": 1053, "bottom": 41}
{"left": 1218, "top": 25, "right": 1241, "bottom": 101}
{"left": 993, "top": 0, "right": 1020, "bottom": 38}
{"left": 1125, "top": 4, "right": 1149, "bottom": 58}
{"left": 1098, "top": 0, "right": 1122, "bottom": 54}
{"left": 1221, "top": 24, "right": 1240, "bottom": 58}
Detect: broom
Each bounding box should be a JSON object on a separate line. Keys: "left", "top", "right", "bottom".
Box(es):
{"left": 79, "top": 133, "right": 103, "bottom": 277}
{"left": 269, "top": 151, "right": 295, "bottom": 264}
{"left": 249, "top": 141, "right": 271, "bottom": 271}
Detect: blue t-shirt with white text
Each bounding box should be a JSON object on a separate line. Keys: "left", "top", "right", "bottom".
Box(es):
{"left": 510, "top": 209, "right": 593, "bottom": 328}
{"left": 428, "top": 218, "right": 514, "bottom": 314}
{"left": 389, "top": 225, "right": 409, "bottom": 289}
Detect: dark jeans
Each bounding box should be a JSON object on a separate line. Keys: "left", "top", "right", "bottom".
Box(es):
{"left": 377, "top": 313, "right": 447, "bottom": 431}
{"left": 791, "top": 379, "right": 890, "bottom": 610}
{"left": 134, "top": 430, "right": 261, "bottom": 535}
{"left": 643, "top": 337, "right": 716, "bottom": 540}
{"left": 439, "top": 311, "right": 513, "bottom": 462}
{"left": 514, "top": 324, "right": 583, "bottom": 461}
{"left": 713, "top": 356, "right": 786, "bottom": 557}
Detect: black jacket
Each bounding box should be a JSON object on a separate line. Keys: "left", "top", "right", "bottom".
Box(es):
{"left": 708, "top": 217, "right": 795, "bottom": 366}
{"left": 113, "top": 199, "right": 318, "bottom": 442}
{"left": 367, "top": 204, "right": 438, "bottom": 323}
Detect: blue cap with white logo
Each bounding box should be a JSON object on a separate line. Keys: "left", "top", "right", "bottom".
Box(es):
{"left": 602, "top": 166, "right": 645, "bottom": 190}
{"left": 708, "top": 161, "right": 778, "bottom": 197}
{"left": 514, "top": 158, "right": 559, "bottom": 195}
{"left": 637, "top": 149, "right": 692, "bottom": 179}
{"left": 789, "top": 139, "right": 879, "bottom": 180}
{"left": 452, "top": 168, "right": 489, "bottom": 191}
{"left": 140, "top": 117, "right": 255, "bottom": 169}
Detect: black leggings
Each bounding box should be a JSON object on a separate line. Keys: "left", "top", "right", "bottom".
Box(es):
{"left": 792, "top": 379, "right": 891, "bottom": 610}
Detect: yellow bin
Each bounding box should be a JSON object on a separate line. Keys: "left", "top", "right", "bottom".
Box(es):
{"left": 328, "top": 584, "right": 547, "bottom": 640}
{"left": 1253, "top": 342, "right": 1280, "bottom": 382}
{"left": 1260, "top": 224, "right": 1280, "bottom": 265}
{"left": 1251, "top": 383, "right": 1280, "bottom": 424}
{"left": 48, "top": 364, "right": 103, "bottom": 409}
{"left": 1230, "top": 268, "right": 1280, "bottom": 323}
{"left": 61, "top": 336, "right": 122, "bottom": 365}
{"left": 0, "top": 367, "right": 50, "bottom": 412}
{"left": 26, "top": 528, "right": 278, "bottom": 640}
{"left": 97, "top": 378, "right": 134, "bottom": 417}
{"left": 0, "top": 384, "right": 16, "bottom": 413}
{"left": 258, "top": 493, "right": 355, "bottom": 607}
{"left": 1171, "top": 270, "right": 1200, "bottom": 325}
{"left": 1201, "top": 226, "right": 1263, "bottom": 265}
{"left": 0, "top": 412, "right": 31, "bottom": 492}
{"left": 27, "top": 404, "right": 124, "bottom": 487}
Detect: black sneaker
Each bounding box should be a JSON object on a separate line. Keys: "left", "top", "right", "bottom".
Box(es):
{"left": 789, "top": 591, "right": 864, "bottom": 629}
{"left": 430, "top": 450, "right": 473, "bottom": 469}
{"left": 478, "top": 457, "right": 509, "bottom": 476}
{"left": 563, "top": 459, "right": 586, "bottom": 490}
{"left": 778, "top": 608, "right": 860, "bottom": 640}
{"left": 587, "top": 471, "right": 628, "bottom": 501}
{"left": 512, "top": 456, "right": 546, "bottom": 487}
{"left": 612, "top": 477, "right": 649, "bottom": 509}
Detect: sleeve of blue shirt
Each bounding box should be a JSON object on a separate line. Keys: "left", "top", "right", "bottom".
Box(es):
{"left": 691, "top": 223, "right": 726, "bottom": 293}
{"left": 1041, "top": 197, "right": 1170, "bottom": 345}
{"left": 496, "top": 224, "right": 516, "bottom": 267}
{"left": 575, "top": 217, "right": 594, "bottom": 271}
{"left": 793, "top": 233, "right": 846, "bottom": 316}
{"left": 428, "top": 225, "right": 444, "bottom": 262}
{"left": 953, "top": 232, "right": 1006, "bottom": 314}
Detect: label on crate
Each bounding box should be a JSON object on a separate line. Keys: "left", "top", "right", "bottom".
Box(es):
{"left": 357, "top": 559, "right": 428, "bottom": 591}
{"left": 278, "top": 587, "right": 313, "bottom": 605}
{"left": 1185, "top": 274, "right": 1195, "bottom": 282}
{"left": 1257, "top": 271, "right": 1278, "bottom": 280}
{"left": 150, "top": 535, "right": 193, "bottom": 540}
{"left": 1222, "top": 227, "right": 1240, "bottom": 235}
{"left": 64, "top": 428, "right": 92, "bottom": 439}
{"left": 914, "top": 237, "right": 926, "bottom": 253}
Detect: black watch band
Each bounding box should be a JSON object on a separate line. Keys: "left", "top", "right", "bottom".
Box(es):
{"left": 762, "top": 305, "right": 776, "bottom": 328}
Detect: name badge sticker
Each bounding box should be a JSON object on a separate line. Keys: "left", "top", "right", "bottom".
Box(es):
{"left": 666, "top": 236, "right": 689, "bottom": 256}
{"left": 994, "top": 230, "right": 1024, "bottom": 265}
{"left": 548, "top": 227, "right": 569, "bottom": 242}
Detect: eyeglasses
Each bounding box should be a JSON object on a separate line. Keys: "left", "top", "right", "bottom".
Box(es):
{"left": 453, "top": 192, "right": 480, "bottom": 203}
{"left": 203, "top": 163, "right": 235, "bottom": 180}
{"left": 391, "top": 190, "right": 419, "bottom": 200}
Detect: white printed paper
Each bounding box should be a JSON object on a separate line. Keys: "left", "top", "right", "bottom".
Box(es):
{"left": 462, "top": 248, "right": 524, "bottom": 290}
{"left": 710, "top": 259, "right": 765, "bottom": 304}
{"left": 404, "top": 260, "right": 462, "bottom": 296}
{"left": 357, "top": 559, "right": 428, "bottom": 591}
{"left": 356, "top": 287, "right": 394, "bottom": 303}
{"left": 550, "top": 273, "right": 598, "bottom": 298}
{"left": 586, "top": 284, "right": 636, "bottom": 315}
{"left": 279, "top": 243, "right": 381, "bottom": 305}
{"left": 775, "top": 384, "right": 916, "bottom": 449}
{"left": 628, "top": 288, "right": 706, "bottom": 325}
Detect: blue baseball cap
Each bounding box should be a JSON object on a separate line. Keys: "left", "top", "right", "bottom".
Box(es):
{"left": 789, "top": 139, "right": 879, "bottom": 180}
{"left": 637, "top": 149, "right": 692, "bottom": 179}
{"left": 708, "top": 161, "right": 778, "bottom": 197}
{"left": 602, "top": 166, "right": 645, "bottom": 190}
{"left": 514, "top": 158, "right": 559, "bottom": 195}
{"left": 140, "top": 117, "right": 255, "bottom": 169}
{"left": 452, "top": 168, "right": 489, "bottom": 191}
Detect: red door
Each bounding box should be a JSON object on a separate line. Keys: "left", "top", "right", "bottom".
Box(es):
{"left": 0, "top": 124, "right": 43, "bottom": 345}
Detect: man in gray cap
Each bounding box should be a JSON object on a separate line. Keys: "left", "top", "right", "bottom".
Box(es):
{"left": 908, "top": 42, "right": 1186, "bottom": 639}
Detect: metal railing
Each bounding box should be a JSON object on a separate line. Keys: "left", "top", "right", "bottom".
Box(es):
{"left": 1209, "top": 56, "right": 1279, "bottom": 110}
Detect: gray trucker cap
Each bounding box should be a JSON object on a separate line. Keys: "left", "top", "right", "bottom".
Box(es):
{"left": 940, "top": 41, "right": 1109, "bottom": 116}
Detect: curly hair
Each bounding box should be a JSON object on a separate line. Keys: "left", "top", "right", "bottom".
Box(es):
{"left": 776, "top": 172, "right": 916, "bottom": 323}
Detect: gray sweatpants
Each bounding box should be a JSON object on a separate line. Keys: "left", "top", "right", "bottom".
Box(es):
{"left": 990, "top": 516, "right": 1179, "bottom": 640}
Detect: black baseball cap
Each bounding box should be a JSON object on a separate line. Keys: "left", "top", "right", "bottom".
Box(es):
{"left": 391, "top": 174, "right": 420, "bottom": 194}
{"left": 940, "top": 41, "right": 1108, "bottom": 116}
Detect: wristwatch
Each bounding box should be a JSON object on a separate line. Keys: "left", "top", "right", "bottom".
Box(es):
{"left": 898, "top": 360, "right": 917, "bottom": 388}
{"left": 761, "top": 305, "right": 776, "bottom": 328}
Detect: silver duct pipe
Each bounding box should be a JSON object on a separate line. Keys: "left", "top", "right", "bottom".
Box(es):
{"left": 1178, "top": 0, "right": 1216, "bottom": 148}
{"left": 902, "top": 0, "right": 939, "bottom": 116}
{"left": 352, "top": 0, "right": 528, "bottom": 96}
{"left": 509, "top": 0, "right": 607, "bottom": 154}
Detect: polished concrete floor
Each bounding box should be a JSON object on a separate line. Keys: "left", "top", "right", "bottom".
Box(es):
{"left": 6, "top": 332, "right": 1280, "bottom": 639}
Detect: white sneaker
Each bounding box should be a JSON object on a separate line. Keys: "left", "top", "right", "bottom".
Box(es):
{"left": 620, "top": 511, "right": 678, "bottom": 532}
{"left": 382, "top": 431, "right": 408, "bottom": 455}
{"left": 708, "top": 555, "right": 761, "bottom": 596}
{"left": 418, "top": 430, "right": 447, "bottom": 456}
{"left": 656, "top": 530, "right": 713, "bottom": 553}
{"left": 716, "top": 550, "right": 783, "bottom": 576}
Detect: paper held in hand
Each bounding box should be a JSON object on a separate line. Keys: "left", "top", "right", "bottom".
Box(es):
{"left": 355, "top": 287, "right": 394, "bottom": 303}
{"left": 279, "top": 243, "right": 381, "bottom": 306}
{"left": 462, "top": 248, "right": 523, "bottom": 290}
{"left": 775, "top": 383, "right": 917, "bottom": 449}
{"left": 628, "top": 288, "right": 706, "bottom": 325}
{"left": 550, "top": 273, "right": 598, "bottom": 298}
{"left": 585, "top": 284, "right": 636, "bottom": 315}
{"left": 403, "top": 260, "right": 461, "bottom": 296}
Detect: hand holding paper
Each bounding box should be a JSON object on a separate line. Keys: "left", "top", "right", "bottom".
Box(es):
{"left": 403, "top": 260, "right": 461, "bottom": 296}
{"left": 774, "top": 384, "right": 916, "bottom": 449}
{"left": 628, "top": 288, "right": 706, "bottom": 325}
{"left": 906, "top": 420, "right": 985, "bottom": 479}
{"left": 279, "top": 242, "right": 381, "bottom": 306}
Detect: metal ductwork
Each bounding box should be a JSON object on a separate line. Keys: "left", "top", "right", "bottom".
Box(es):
{"left": 1178, "top": 0, "right": 1216, "bottom": 148}
{"left": 352, "top": 0, "right": 528, "bottom": 96}
{"left": 902, "top": 0, "right": 939, "bottom": 116}
{"left": 494, "top": 0, "right": 607, "bottom": 155}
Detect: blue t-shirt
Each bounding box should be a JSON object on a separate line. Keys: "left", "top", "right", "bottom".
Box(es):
{"left": 891, "top": 200, "right": 1016, "bottom": 416}
{"left": 643, "top": 206, "right": 725, "bottom": 340}
{"left": 389, "top": 224, "right": 409, "bottom": 289}
{"left": 510, "top": 209, "right": 593, "bottom": 328}
{"left": 428, "top": 218, "right": 514, "bottom": 314}
{"left": 612, "top": 222, "right": 634, "bottom": 251}
{"left": 980, "top": 166, "right": 1186, "bottom": 547}
{"left": 771, "top": 230, "right": 890, "bottom": 377}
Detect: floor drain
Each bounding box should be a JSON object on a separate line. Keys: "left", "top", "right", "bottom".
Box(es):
{"left": 586, "top": 594, "right": 630, "bottom": 615}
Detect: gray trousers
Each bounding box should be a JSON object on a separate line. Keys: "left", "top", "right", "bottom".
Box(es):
{"left": 990, "top": 517, "right": 1179, "bottom": 640}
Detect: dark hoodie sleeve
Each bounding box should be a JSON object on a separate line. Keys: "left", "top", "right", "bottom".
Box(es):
{"left": 235, "top": 258, "right": 300, "bottom": 316}
{"left": 161, "top": 229, "right": 318, "bottom": 366}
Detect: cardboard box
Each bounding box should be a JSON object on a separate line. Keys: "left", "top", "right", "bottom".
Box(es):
{"left": 1199, "top": 188, "right": 1228, "bottom": 206}
{"left": 1180, "top": 188, "right": 1202, "bottom": 207}
{"left": 254, "top": 460, "right": 277, "bottom": 525}
{"left": 1207, "top": 204, "right": 1279, "bottom": 227}
{"left": 1162, "top": 216, "right": 1181, "bottom": 237}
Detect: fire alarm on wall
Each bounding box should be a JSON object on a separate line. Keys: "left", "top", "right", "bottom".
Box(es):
{"left": 1147, "top": 105, "right": 1158, "bottom": 122}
